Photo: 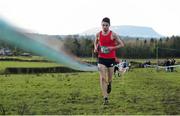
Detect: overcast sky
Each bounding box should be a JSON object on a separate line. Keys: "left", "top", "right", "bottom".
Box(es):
{"left": 0, "top": 0, "right": 179, "bottom": 36}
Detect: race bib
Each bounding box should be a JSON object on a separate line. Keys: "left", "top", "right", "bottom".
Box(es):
{"left": 100, "top": 46, "right": 109, "bottom": 54}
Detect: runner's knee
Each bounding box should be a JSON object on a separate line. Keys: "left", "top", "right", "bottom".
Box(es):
{"left": 100, "top": 76, "right": 106, "bottom": 81}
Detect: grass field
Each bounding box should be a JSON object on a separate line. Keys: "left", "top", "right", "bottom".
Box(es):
{"left": 0, "top": 68, "right": 180, "bottom": 115}
{"left": 0, "top": 56, "right": 46, "bottom": 61}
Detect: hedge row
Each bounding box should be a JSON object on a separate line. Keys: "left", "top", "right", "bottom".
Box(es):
{"left": 5, "top": 67, "right": 84, "bottom": 74}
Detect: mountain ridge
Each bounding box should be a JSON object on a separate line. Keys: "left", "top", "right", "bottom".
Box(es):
{"left": 81, "top": 25, "right": 163, "bottom": 38}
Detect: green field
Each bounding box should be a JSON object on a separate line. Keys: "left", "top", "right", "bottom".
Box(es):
{"left": 0, "top": 68, "right": 180, "bottom": 115}
{"left": 0, "top": 56, "right": 47, "bottom": 61}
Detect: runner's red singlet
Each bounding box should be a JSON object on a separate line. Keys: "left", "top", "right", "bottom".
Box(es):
{"left": 98, "top": 30, "right": 116, "bottom": 58}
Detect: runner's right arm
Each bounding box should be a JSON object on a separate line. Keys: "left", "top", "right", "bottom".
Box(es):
{"left": 94, "top": 32, "right": 100, "bottom": 53}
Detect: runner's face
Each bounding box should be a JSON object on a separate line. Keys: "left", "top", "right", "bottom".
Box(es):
{"left": 101, "top": 22, "right": 110, "bottom": 32}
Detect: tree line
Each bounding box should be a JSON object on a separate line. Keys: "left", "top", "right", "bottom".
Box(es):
{"left": 62, "top": 35, "right": 180, "bottom": 58}
{"left": 0, "top": 35, "right": 180, "bottom": 58}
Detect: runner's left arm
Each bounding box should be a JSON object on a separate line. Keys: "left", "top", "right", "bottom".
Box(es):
{"left": 113, "top": 32, "right": 125, "bottom": 49}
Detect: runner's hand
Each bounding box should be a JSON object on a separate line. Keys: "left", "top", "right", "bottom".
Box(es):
{"left": 94, "top": 47, "right": 98, "bottom": 53}
{"left": 107, "top": 46, "right": 115, "bottom": 51}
